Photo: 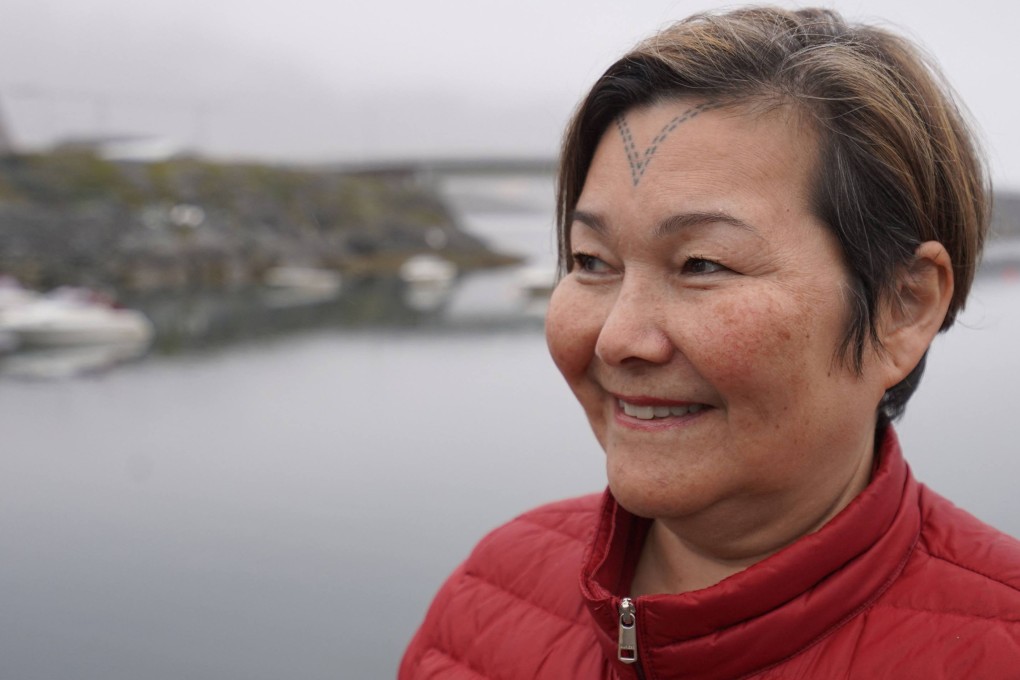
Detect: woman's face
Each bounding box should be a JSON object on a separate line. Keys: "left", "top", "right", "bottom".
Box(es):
{"left": 546, "top": 101, "right": 890, "bottom": 529}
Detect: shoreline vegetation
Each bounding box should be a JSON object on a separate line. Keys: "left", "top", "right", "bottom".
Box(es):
{"left": 0, "top": 150, "right": 520, "bottom": 296}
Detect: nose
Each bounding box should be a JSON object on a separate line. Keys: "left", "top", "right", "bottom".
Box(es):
{"left": 594, "top": 278, "right": 675, "bottom": 366}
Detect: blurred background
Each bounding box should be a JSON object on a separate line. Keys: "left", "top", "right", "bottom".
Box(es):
{"left": 1, "top": 1, "right": 1018, "bottom": 678}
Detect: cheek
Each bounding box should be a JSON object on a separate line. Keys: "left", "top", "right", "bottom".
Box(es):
{"left": 545, "top": 282, "right": 599, "bottom": 382}
{"left": 688, "top": 292, "right": 817, "bottom": 392}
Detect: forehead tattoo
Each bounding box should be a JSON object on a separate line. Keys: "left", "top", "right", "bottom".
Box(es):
{"left": 615, "top": 101, "right": 722, "bottom": 187}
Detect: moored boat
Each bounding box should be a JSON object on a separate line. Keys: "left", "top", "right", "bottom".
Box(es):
{"left": 399, "top": 254, "right": 458, "bottom": 285}
{"left": 0, "top": 291, "right": 154, "bottom": 348}
{"left": 262, "top": 266, "right": 343, "bottom": 307}
{"left": 516, "top": 264, "right": 558, "bottom": 299}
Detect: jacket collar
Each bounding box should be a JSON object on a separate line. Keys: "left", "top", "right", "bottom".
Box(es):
{"left": 580, "top": 427, "right": 921, "bottom": 680}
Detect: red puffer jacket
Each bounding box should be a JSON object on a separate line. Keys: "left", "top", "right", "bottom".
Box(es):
{"left": 401, "top": 429, "right": 1020, "bottom": 678}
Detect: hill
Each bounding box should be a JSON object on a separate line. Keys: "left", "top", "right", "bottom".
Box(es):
{"left": 0, "top": 151, "right": 512, "bottom": 293}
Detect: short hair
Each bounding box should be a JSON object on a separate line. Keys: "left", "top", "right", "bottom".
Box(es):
{"left": 557, "top": 6, "right": 990, "bottom": 422}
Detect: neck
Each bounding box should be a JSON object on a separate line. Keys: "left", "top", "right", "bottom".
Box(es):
{"left": 631, "top": 437, "right": 876, "bottom": 596}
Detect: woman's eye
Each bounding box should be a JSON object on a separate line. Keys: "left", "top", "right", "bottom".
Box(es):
{"left": 682, "top": 257, "right": 727, "bottom": 275}
{"left": 572, "top": 252, "right": 612, "bottom": 273}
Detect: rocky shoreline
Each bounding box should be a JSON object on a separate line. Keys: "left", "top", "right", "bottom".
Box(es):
{"left": 0, "top": 151, "right": 517, "bottom": 296}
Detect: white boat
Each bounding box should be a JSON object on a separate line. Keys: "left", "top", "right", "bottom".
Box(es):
{"left": 0, "top": 277, "right": 39, "bottom": 311}
{"left": 398, "top": 255, "right": 458, "bottom": 313}
{"left": 516, "top": 264, "right": 558, "bottom": 299}
{"left": 399, "top": 254, "right": 458, "bottom": 285}
{"left": 0, "top": 296, "right": 154, "bottom": 348}
{"left": 262, "top": 266, "right": 342, "bottom": 307}
{"left": 0, "top": 278, "right": 38, "bottom": 353}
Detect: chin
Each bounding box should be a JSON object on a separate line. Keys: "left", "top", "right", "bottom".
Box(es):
{"left": 604, "top": 438, "right": 733, "bottom": 520}
{"left": 606, "top": 467, "right": 712, "bottom": 522}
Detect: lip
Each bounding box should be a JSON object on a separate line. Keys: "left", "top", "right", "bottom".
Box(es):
{"left": 611, "top": 393, "right": 712, "bottom": 431}
{"left": 611, "top": 394, "right": 702, "bottom": 407}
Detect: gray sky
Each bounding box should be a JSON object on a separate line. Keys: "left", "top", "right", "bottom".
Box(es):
{"left": 1, "top": 0, "right": 1017, "bottom": 189}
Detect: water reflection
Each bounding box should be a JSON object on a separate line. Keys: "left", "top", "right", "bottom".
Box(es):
{"left": 1, "top": 341, "right": 150, "bottom": 380}
{"left": 126, "top": 267, "right": 543, "bottom": 350}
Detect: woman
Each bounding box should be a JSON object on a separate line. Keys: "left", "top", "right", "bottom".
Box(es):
{"left": 401, "top": 7, "right": 1020, "bottom": 678}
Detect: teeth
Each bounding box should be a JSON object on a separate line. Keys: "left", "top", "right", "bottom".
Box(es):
{"left": 620, "top": 400, "right": 704, "bottom": 419}
{"left": 629, "top": 405, "right": 655, "bottom": 420}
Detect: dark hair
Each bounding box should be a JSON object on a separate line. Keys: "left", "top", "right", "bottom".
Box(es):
{"left": 557, "top": 6, "right": 989, "bottom": 422}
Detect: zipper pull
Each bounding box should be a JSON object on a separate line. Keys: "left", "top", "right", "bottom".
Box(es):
{"left": 618, "top": 597, "right": 638, "bottom": 664}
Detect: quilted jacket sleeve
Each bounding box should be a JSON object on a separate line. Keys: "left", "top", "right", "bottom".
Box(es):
{"left": 398, "top": 495, "right": 604, "bottom": 680}
{"left": 399, "top": 560, "right": 470, "bottom": 679}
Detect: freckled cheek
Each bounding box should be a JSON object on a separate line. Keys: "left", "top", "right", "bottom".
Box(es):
{"left": 686, "top": 297, "right": 807, "bottom": 386}
{"left": 545, "top": 284, "right": 603, "bottom": 383}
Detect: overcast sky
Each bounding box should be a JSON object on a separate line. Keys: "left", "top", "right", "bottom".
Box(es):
{"left": 1, "top": 0, "right": 1017, "bottom": 189}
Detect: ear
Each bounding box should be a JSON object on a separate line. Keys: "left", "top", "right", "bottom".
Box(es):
{"left": 877, "top": 241, "right": 954, "bottom": 388}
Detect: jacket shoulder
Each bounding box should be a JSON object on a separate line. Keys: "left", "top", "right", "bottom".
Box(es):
{"left": 914, "top": 485, "right": 1020, "bottom": 598}
{"left": 464, "top": 492, "right": 602, "bottom": 612}
{"left": 792, "top": 487, "right": 1020, "bottom": 679}
{"left": 399, "top": 493, "right": 606, "bottom": 679}
{"left": 501, "top": 492, "right": 605, "bottom": 543}
{"left": 853, "top": 485, "right": 1020, "bottom": 676}
{"left": 878, "top": 485, "right": 1020, "bottom": 615}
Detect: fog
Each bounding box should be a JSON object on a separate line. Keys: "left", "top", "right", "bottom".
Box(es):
{"left": 1, "top": 0, "right": 1019, "bottom": 188}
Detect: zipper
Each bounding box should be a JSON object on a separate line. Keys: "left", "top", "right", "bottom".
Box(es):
{"left": 617, "top": 597, "right": 647, "bottom": 678}
{"left": 618, "top": 597, "right": 648, "bottom": 680}
{"left": 618, "top": 597, "right": 638, "bottom": 664}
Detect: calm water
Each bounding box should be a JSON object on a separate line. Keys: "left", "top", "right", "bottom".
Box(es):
{"left": 2, "top": 175, "right": 1019, "bottom": 678}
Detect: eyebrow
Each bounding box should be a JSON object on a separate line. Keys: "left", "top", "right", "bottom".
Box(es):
{"left": 570, "top": 209, "right": 762, "bottom": 238}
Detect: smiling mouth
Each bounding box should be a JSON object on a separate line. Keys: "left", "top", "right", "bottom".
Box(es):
{"left": 618, "top": 399, "right": 705, "bottom": 420}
